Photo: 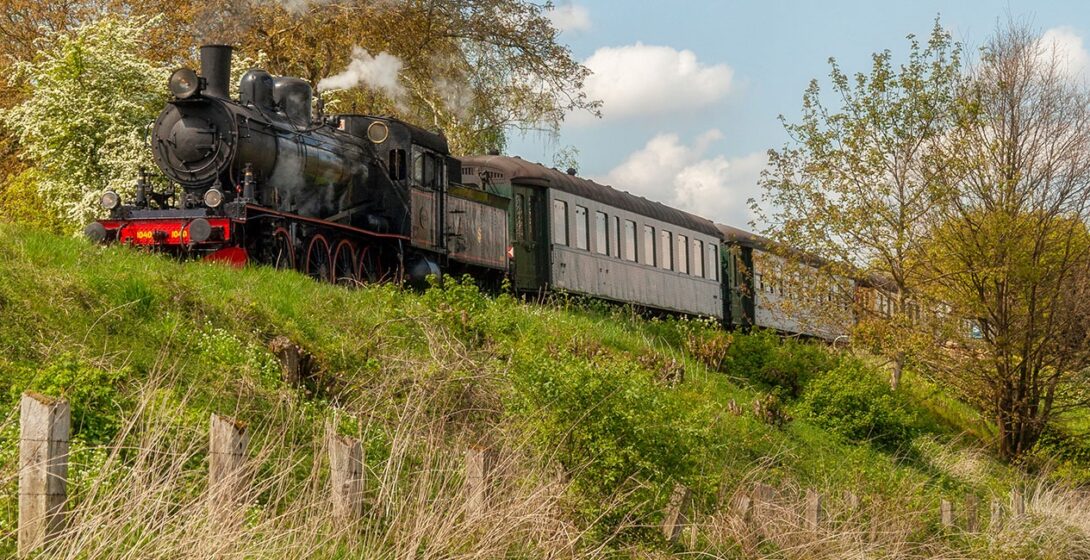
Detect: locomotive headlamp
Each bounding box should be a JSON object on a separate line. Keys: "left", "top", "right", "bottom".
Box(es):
{"left": 169, "top": 68, "right": 202, "bottom": 99}
{"left": 203, "top": 187, "right": 224, "bottom": 208}
{"left": 100, "top": 191, "right": 120, "bottom": 210}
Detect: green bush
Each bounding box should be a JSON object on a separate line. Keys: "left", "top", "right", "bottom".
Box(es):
{"left": 800, "top": 359, "right": 918, "bottom": 450}
{"left": 726, "top": 331, "right": 836, "bottom": 398}
{"left": 506, "top": 350, "right": 713, "bottom": 539}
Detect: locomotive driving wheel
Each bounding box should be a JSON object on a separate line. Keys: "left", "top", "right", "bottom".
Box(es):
{"left": 332, "top": 239, "right": 357, "bottom": 285}
{"left": 305, "top": 234, "right": 332, "bottom": 281}
{"left": 356, "top": 246, "right": 382, "bottom": 283}
{"left": 271, "top": 227, "right": 295, "bottom": 270}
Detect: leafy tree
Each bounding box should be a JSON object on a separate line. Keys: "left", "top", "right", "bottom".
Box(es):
{"left": 759, "top": 20, "right": 962, "bottom": 389}
{"left": 925, "top": 23, "right": 1090, "bottom": 460}
{"left": 116, "top": 0, "right": 599, "bottom": 155}
{"left": 2, "top": 16, "right": 168, "bottom": 230}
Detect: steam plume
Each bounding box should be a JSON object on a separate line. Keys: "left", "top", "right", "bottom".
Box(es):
{"left": 317, "top": 47, "right": 406, "bottom": 101}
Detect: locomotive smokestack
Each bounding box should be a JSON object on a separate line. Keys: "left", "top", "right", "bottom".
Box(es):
{"left": 200, "top": 45, "right": 233, "bottom": 99}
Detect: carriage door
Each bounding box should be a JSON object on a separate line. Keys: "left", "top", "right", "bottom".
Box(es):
{"left": 511, "top": 184, "right": 547, "bottom": 290}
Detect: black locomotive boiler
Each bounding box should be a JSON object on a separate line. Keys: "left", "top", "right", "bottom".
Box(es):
{"left": 87, "top": 45, "right": 510, "bottom": 283}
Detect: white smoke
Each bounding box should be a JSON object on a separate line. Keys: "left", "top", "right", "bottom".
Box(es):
{"left": 317, "top": 47, "right": 406, "bottom": 101}
{"left": 271, "top": 0, "right": 336, "bottom": 16}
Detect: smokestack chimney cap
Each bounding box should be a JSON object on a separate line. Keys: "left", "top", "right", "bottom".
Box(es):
{"left": 200, "top": 44, "right": 234, "bottom": 99}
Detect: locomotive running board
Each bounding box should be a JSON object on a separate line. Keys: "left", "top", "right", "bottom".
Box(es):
{"left": 243, "top": 204, "right": 410, "bottom": 241}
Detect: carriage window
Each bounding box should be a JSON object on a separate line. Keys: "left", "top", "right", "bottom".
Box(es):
{"left": 693, "top": 239, "right": 704, "bottom": 278}
{"left": 389, "top": 149, "right": 406, "bottom": 180}
{"left": 659, "top": 230, "right": 673, "bottom": 270}
{"left": 643, "top": 225, "right": 656, "bottom": 266}
{"left": 707, "top": 244, "right": 718, "bottom": 280}
{"left": 514, "top": 194, "right": 525, "bottom": 242}
{"left": 624, "top": 220, "right": 637, "bottom": 261}
{"left": 677, "top": 234, "right": 688, "bottom": 274}
{"left": 613, "top": 216, "right": 621, "bottom": 258}
{"left": 552, "top": 199, "right": 568, "bottom": 246}
{"left": 575, "top": 205, "right": 589, "bottom": 250}
{"left": 595, "top": 211, "right": 608, "bottom": 255}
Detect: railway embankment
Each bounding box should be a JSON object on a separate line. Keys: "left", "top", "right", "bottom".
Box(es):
{"left": 1, "top": 224, "right": 1088, "bottom": 558}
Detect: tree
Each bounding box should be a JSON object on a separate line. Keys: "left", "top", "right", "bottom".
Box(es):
{"left": 115, "top": 0, "right": 599, "bottom": 155}
{"left": 1, "top": 16, "right": 168, "bottom": 230}
{"left": 759, "top": 20, "right": 962, "bottom": 388}
{"left": 925, "top": 22, "right": 1090, "bottom": 460}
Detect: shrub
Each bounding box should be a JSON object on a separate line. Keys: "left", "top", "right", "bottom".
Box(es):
{"left": 800, "top": 359, "right": 918, "bottom": 450}
{"left": 505, "top": 350, "right": 713, "bottom": 539}
{"left": 726, "top": 331, "right": 837, "bottom": 398}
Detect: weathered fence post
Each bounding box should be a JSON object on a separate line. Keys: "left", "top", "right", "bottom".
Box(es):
{"left": 328, "top": 431, "right": 364, "bottom": 520}
{"left": 805, "top": 489, "right": 823, "bottom": 531}
{"left": 843, "top": 490, "right": 861, "bottom": 513}
{"left": 465, "top": 446, "right": 496, "bottom": 517}
{"left": 18, "top": 393, "right": 70, "bottom": 558}
{"left": 990, "top": 498, "right": 1004, "bottom": 530}
{"left": 662, "top": 483, "right": 692, "bottom": 544}
{"left": 940, "top": 499, "right": 955, "bottom": 528}
{"left": 752, "top": 482, "right": 776, "bottom": 523}
{"left": 965, "top": 494, "right": 980, "bottom": 533}
{"left": 735, "top": 494, "right": 754, "bottom": 523}
{"left": 269, "top": 336, "right": 311, "bottom": 387}
{"left": 209, "top": 414, "right": 249, "bottom": 503}
{"left": 1010, "top": 488, "right": 1025, "bottom": 518}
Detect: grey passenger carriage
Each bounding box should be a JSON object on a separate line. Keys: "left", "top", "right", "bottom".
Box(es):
{"left": 461, "top": 155, "right": 723, "bottom": 319}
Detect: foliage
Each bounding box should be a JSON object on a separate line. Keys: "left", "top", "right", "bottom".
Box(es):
{"left": 801, "top": 358, "right": 918, "bottom": 450}
{"left": 0, "top": 168, "right": 67, "bottom": 232}
{"left": 1, "top": 16, "right": 168, "bottom": 230}
{"left": 920, "top": 23, "right": 1090, "bottom": 459}
{"left": 2, "top": 356, "right": 129, "bottom": 445}
{"left": 725, "top": 330, "right": 836, "bottom": 398}
{"left": 506, "top": 349, "right": 712, "bottom": 535}
{"left": 98, "top": 0, "right": 599, "bottom": 155}
{"left": 760, "top": 19, "right": 962, "bottom": 389}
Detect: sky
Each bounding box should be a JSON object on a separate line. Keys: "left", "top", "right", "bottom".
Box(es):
{"left": 506, "top": 0, "right": 1090, "bottom": 230}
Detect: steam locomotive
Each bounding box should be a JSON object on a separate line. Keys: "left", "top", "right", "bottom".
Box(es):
{"left": 87, "top": 45, "right": 509, "bottom": 284}
{"left": 88, "top": 44, "right": 879, "bottom": 340}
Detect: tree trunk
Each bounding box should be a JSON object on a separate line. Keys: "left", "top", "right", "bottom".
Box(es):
{"left": 890, "top": 352, "right": 904, "bottom": 390}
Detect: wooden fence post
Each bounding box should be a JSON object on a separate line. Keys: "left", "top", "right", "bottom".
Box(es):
{"left": 965, "top": 494, "right": 980, "bottom": 533}
{"left": 662, "top": 483, "right": 692, "bottom": 544}
{"left": 805, "top": 489, "right": 823, "bottom": 531}
{"left": 209, "top": 414, "right": 249, "bottom": 503}
{"left": 940, "top": 499, "right": 955, "bottom": 528}
{"left": 752, "top": 482, "right": 776, "bottom": 523}
{"left": 18, "top": 393, "right": 69, "bottom": 558}
{"left": 328, "top": 432, "right": 364, "bottom": 520}
{"left": 990, "top": 498, "right": 1004, "bottom": 530}
{"left": 465, "top": 446, "right": 496, "bottom": 517}
{"left": 1010, "top": 488, "right": 1025, "bottom": 518}
{"left": 843, "top": 490, "right": 861, "bottom": 513}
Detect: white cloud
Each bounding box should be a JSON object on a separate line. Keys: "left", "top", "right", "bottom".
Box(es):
{"left": 599, "top": 130, "right": 766, "bottom": 226}
{"left": 1037, "top": 26, "right": 1090, "bottom": 80}
{"left": 573, "top": 43, "right": 733, "bottom": 124}
{"left": 546, "top": 4, "right": 591, "bottom": 33}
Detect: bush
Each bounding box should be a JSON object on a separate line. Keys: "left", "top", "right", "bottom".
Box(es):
{"left": 726, "top": 331, "right": 837, "bottom": 398}
{"left": 800, "top": 359, "right": 918, "bottom": 450}
{"left": 506, "top": 350, "right": 713, "bottom": 539}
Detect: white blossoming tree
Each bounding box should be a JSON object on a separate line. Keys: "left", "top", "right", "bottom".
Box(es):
{"left": 3, "top": 16, "right": 168, "bottom": 231}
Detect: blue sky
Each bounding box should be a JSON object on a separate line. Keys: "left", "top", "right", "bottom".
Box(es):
{"left": 506, "top": 1, "right": 1090, "bottom": 228}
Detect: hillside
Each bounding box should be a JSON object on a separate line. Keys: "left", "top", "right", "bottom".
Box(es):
{"left": 1, "top": 224, "right": 1088, "bottom": 559}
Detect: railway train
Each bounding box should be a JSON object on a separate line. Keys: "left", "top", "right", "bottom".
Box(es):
{"left": 86, "top": 45, "right": 888, "bottom": 340}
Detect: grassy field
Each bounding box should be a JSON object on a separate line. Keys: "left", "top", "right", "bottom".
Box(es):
{"left": 0, "top": 224, "right": 1088, "bottom": 558}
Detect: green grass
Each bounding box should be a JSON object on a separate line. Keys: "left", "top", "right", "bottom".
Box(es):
{"left": 0, "top": 224, "right": 1083, "bottom": 558}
